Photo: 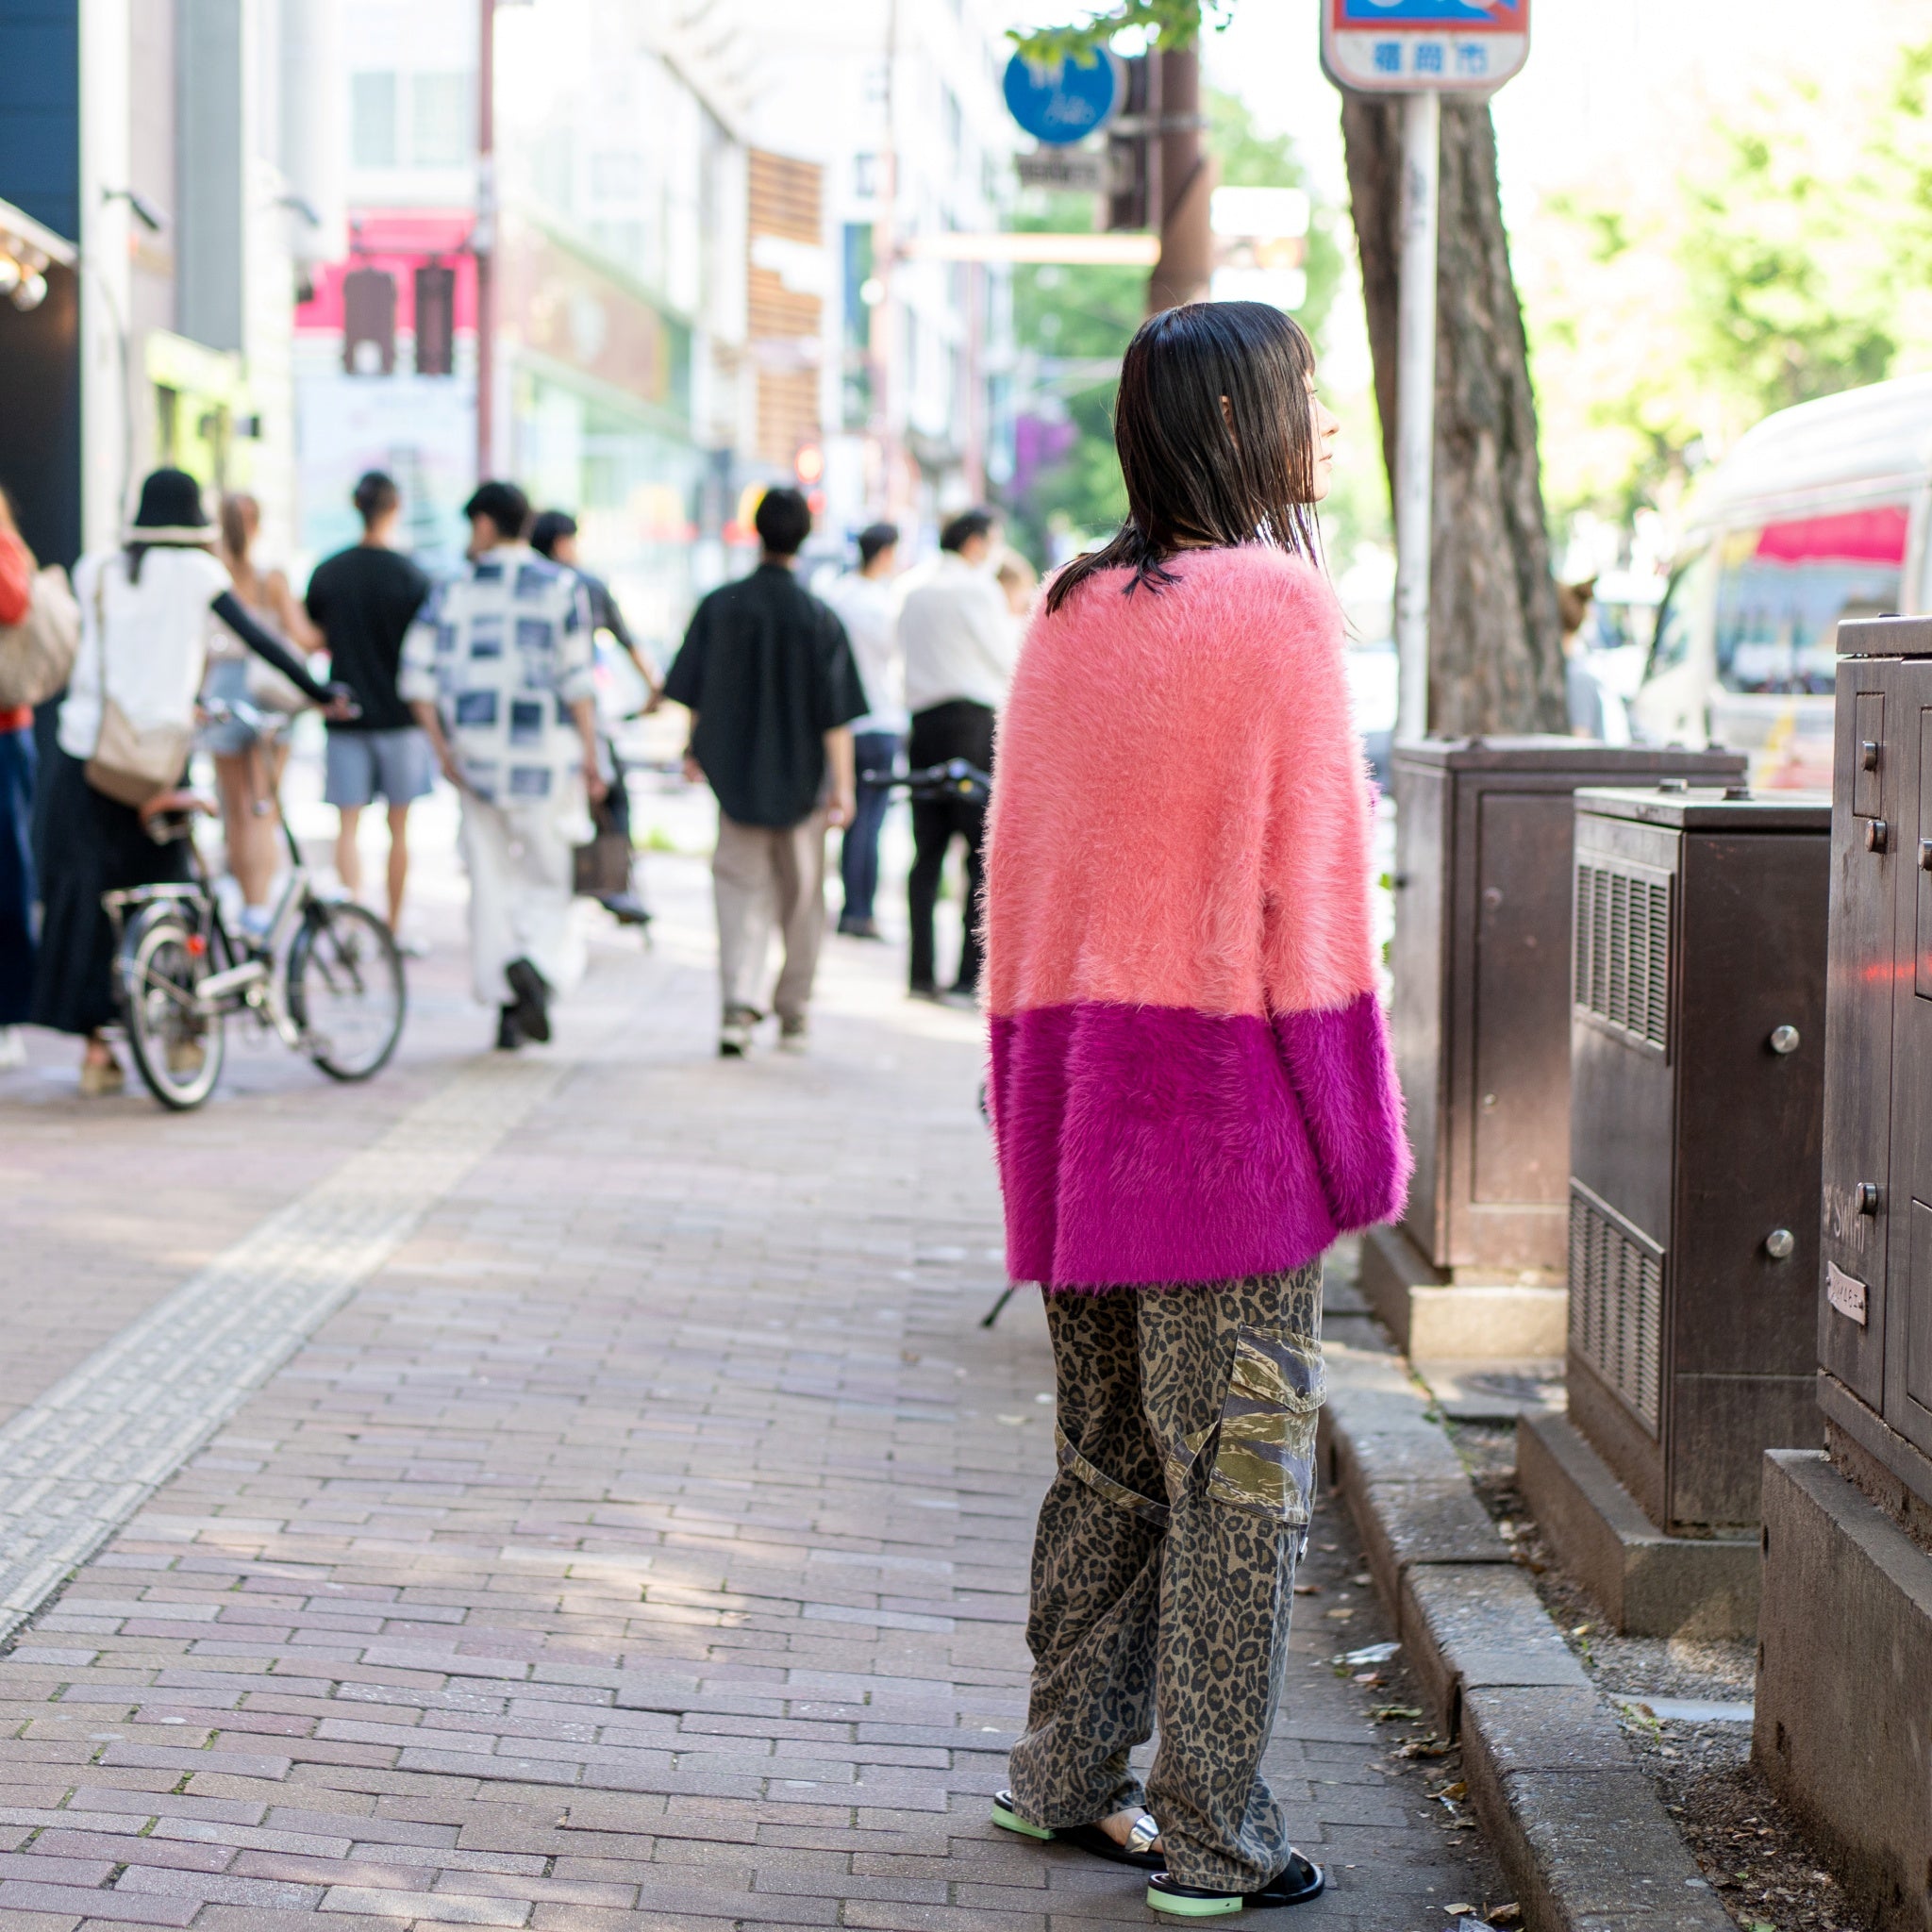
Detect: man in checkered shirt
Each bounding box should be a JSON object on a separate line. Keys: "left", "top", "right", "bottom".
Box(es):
{"left": 401, "top": 480, "right": 606, "bottom": 1050}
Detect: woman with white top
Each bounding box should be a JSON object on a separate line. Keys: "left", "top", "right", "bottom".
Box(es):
{"left": 30, "top": 469, "right": 346, "bottom": 1095}
{"left": 207, "top": 491, "right": 324, "bottom": 940}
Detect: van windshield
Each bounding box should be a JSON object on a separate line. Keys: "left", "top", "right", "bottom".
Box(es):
{"left": 1713, "top": 506, "right": 1908, "bottom": 695}
{"left": 1649, "top": 547, "right": 1716, "bottom": 680}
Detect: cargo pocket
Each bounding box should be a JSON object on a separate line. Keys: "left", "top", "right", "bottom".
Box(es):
{"left": 1206, "top": 1327, "right": 1324, "bottom": 1524}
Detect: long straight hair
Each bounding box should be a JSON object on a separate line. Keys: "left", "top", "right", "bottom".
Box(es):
{"left": 1045, "top": 301, "right": 1321, "bottom": 615}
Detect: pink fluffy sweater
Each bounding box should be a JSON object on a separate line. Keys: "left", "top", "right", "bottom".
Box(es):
{"left": 983, "top": 544, "right": 1410, "bottom": 1291}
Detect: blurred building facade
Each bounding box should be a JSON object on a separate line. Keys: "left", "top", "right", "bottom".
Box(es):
{"left": 0, "top": 0, "right": 1020, "bottom": 622}
{"left": 731, "top": 0, "right": 1020, "bottom": 553}
{"left": 0, "top": 0, "right": 340, "bottom": 567}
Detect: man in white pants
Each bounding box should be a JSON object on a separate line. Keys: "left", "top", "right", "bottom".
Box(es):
{"left": 400, "top": 480, "right": 605, "bottom": 1050}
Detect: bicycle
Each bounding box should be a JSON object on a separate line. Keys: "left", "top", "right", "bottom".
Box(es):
{"left": 104, "top": 701, "right": 407, "bottom": 1110}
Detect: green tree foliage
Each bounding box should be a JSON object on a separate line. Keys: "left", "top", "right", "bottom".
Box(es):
{"left": 1526, "top": 37, "right": 1932, "bottom": 526}
{"left": 1210, "top": 85, "right": 1341, "bottom": 345}
{"left": 1008, "top": 1, "right": 1227, "bottom": 62}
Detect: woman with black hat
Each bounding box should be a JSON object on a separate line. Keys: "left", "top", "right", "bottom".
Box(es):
{"left": 30, "top": 468, "right": 350, "bottom": 1095}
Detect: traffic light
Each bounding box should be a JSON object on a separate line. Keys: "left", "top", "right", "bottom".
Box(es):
{"left": 1106, "top": 57, "right": 1151, "bottom": 234}
{"left": 342, "top": 267, "right": 396, "bottom": 376}
{"left": 414, "top": 264, "right": 456, "bottom": 376}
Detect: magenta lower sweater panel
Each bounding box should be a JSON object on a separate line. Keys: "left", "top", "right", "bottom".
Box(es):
{"left": 990, "top": 991, "right": 1409, "bottom": 1292}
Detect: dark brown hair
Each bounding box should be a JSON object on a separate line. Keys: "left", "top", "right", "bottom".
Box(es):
{"left": 1045, "top": 301, "right": 1320, "bottom": 615}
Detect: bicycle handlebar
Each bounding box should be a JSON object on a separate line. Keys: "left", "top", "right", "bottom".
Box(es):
{"left": 860, "top": 758, "right": 992, "bottom": 806}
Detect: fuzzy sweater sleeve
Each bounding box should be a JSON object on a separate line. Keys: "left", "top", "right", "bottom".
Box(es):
{"left": 1255, "top": 560, "right": 1411, "bottom": 1234}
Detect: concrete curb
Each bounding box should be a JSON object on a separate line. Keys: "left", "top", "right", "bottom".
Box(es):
{"left": 1319, "top": 1312, "right": 1733, "bottom": 1932}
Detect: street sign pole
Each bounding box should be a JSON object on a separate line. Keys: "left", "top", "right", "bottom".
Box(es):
{"left": 1394, "top": 91, "right": 1439, "bottom": 744}
{"left": 1320, "top": 0, "right": 1530, "bottom": 744}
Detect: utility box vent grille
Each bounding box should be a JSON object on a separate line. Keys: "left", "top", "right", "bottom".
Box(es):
{"left": 1570, "top": 1186, "right": 1663, "bottom": 1436}
{"left": 1574, "top": 863, "right": 1670, "bottom": 1052}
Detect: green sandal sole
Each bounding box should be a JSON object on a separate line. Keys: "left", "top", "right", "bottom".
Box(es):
{"left": 1146, "top": 1890, "right": 1245, "bottom": 1919}
{"left": 990, "top": 1798, "right": 1056, "bottom": 1841}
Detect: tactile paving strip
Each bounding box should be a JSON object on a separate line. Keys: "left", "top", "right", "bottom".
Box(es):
{"left": 0, "top": 1055, "right": 572, "bottom": 1641}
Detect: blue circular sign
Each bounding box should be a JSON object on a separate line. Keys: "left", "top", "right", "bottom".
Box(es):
{"left": 1003, "top": 50, "right": 1122, "bottom": 147}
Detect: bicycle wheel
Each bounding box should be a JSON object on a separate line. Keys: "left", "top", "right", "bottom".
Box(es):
{"left": 289, "top": 900, "right": 407, "bottom": 1081}
{"left": 119, "top": 905, "right": 225, "bottom": 1110}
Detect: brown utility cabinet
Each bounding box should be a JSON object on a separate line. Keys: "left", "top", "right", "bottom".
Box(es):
{"left": 1389, "top": 739, "right": 1747, "bottom": 1282}
{"left": 1566, "top": 786, "right": 1828, "bottom": 1532}
{"left": 1817, "top": 615, "right": 1932, "bottom": 1507}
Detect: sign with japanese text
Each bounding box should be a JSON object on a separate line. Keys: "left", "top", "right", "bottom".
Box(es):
{"left": 1321, "top": 0, "right": 1529, "bottom": 94}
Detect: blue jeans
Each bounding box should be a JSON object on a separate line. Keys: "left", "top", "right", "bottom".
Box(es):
{"left": 0, "top": 724, "right": 37, "bottom": 1025}
{"left": 841, "top": 730, "right": 901, "bottom": 926}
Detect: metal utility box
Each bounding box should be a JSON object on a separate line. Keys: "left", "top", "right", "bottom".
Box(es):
{"left": 1568, "top": 786, "right": 1828, "bottom": 1532}
{"left": 1391, "top": 740, "right": 1748, "bottom": 1279}
{"left": 1817, "top": 616, "right": 1932, "bottom": 1508}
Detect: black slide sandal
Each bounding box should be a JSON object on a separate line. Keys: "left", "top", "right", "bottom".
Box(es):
{"left": 1146, "top": 1850, "right": 1326, "bottom": 1916}
{"left": 991, "top": 1790, "right": 1166, "bottom": 1871}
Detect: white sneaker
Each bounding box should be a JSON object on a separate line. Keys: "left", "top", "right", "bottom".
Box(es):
{"left": 719, "top": 1008, "right": 757, "bottom": 1058}
{"left": 395, "top": 927, "right": 431, "bottom": 958}
{"left": 777, "top": 1017, "right": 809, "bottom": 1056}
{"left": 0, "top": 1026, "right": 25, "bottom": 1069}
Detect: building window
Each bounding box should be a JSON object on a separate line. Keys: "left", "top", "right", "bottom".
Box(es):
{"left": 410, "top": 73, "right": 472, "bottom": 167}
{"left": 591, "top": 150, "right": 644, "bottom": 202}
{"left": 351, "top": 72, "right": 399, "bottom": 168}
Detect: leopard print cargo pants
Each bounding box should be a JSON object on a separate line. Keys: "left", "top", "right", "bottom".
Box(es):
{"left": 1006, "top": 1264, "right": 1324, "bottom": 1895}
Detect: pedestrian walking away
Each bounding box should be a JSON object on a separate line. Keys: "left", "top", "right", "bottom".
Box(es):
{"left": 306, "top": 471, "right": 435, "bottom": 950}
{"left": 530, "top": 508, "right": 665, "bottom": 710}
{"left": 820, "top": 519, "right": 906, "bottom": 939}
{"left": 531, "top": 508, "right": 660, "bottom": 927}
{"left": 206, "top": 491, "right": 325, "bottom": 945}
{"left": 29, "top": 468, "right": 350, "bottom": 1096}
{"left": 663, "top": 485, "right": 865, "bottom": 1058}
{"left": 981, "top": 302, "right": 1411, "bottom": 1916}
{"left": 399, "top": 479, "right": 606, "bottom": 1052}
{"left": 898, "top": 505, "right": 1017, "bottom": 1001}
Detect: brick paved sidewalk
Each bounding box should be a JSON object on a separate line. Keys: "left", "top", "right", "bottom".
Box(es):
{"left": 0, "top": 856, "right": 1503, "bottom": 1929}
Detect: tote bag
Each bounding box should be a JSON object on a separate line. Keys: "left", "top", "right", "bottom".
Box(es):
{"left": 83, "top": 564, "right": 192, "bottom": 808}
{"left": 0, "top": 566, "right": 81, "bottom": 708}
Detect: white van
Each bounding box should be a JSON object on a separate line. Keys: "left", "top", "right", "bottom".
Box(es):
{"left": 1633, "top": 374, "right": 1932, "bottom": 789}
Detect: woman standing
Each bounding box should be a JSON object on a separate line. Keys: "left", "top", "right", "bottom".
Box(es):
{"left": 31, "top": 469, "right": 343, "bottom": 1094}
{"left": 208, "top": 491, "right": 322, "bottom": 942}
{"left": 982, "top": 304, "right": 1409, "bottom": 1916}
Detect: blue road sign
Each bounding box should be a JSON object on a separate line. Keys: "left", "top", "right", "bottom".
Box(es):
{"left": 1003, "top": 51, "right": 1122, "bottom": 147}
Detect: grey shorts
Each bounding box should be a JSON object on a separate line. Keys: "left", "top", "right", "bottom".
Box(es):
{"left": 325, "top": 727, "right": 436, "bottom": 808}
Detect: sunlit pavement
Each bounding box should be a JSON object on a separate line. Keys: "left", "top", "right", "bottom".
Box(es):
{"left": 0, "top": 782, "right": 1498, "bottom": 1929}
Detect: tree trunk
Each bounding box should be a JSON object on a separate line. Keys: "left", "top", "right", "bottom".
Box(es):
{"left": 1147, "top": 47, "right": 1216, "bottom": 314}
{"left": 1341, "top": 94, "right": 1566, "bottom": 736}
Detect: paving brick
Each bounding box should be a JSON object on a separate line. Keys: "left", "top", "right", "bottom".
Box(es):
{"left": 0, "top": 857, "right": 1507, "bottom": 1930}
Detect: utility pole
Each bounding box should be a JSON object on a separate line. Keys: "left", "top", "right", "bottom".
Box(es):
{"left": 474, "top": 0, "right": 497, "bottom": 482}
{"left": 1392, "top": 92, "right": 1439, "bottom": 743}
{"left": 869, "top": 0, "right": 905, "bottom": 521}
{"left": 1144, "top": 44, "right": 1211, "bottom": 315}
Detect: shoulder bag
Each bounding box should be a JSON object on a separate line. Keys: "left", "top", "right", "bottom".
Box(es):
{"left": 83, "top": 561, "right": 193, "bottom": 808}
{"left": 573, "top": 791, "right": 634, "bottom": 898}
{"left": 0, "top": 565, "right": 81, "bottom": 708}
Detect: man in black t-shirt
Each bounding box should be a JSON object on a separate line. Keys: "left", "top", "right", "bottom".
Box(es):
{"left": 306, "top": 472, "right": 432, "bottom": 946}
{"left": 664, "top": 487, "right": 865, "bottom": 1058}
